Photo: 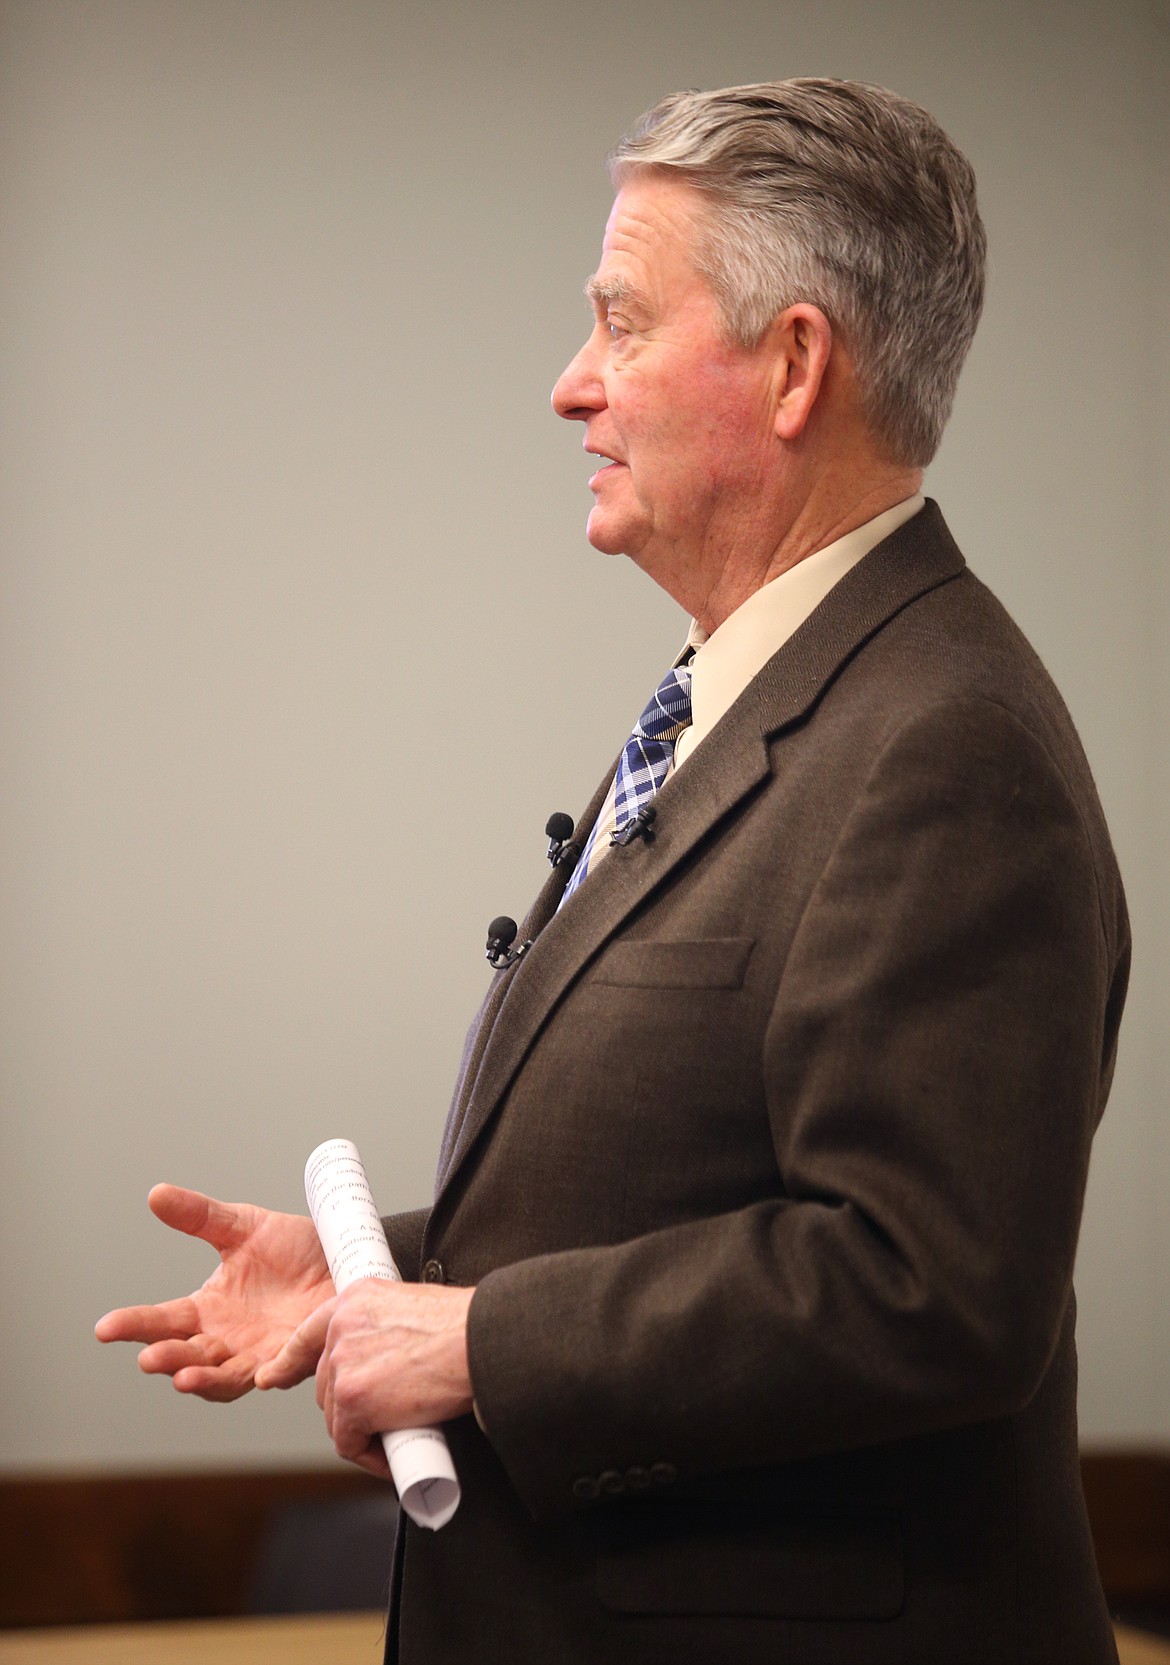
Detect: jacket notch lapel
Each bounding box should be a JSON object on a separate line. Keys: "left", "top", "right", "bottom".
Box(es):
{"left": 431, "top": 719, "right": 773, "bottom": 1209}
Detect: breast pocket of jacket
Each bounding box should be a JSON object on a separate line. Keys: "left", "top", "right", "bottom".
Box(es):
{"left": 589, "top": 937, "right": 755, "bottom": 990}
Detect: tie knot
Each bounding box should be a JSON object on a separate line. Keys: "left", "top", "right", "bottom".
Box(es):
{"left": 633, "top": 664, "right": 693, "bottom": 745}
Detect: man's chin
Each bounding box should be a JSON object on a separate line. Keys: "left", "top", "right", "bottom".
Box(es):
{"left": 585, "top": 509, "right": 635, "bottom": 557}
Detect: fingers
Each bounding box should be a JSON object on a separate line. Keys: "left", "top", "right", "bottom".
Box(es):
{"left": 171, "top": 1354, "right": 261, "bottom": 1403}
{"left": 98, "top": 1304, "right": 252, "bottom": 1401}
{"left": 137, "top": 1335, "right": 232, "bottom": 1376}
{"left": 254, "top": 1298, "right": 336, "bottom": 1392}
{"left": 321, "top": 1369, "right": 396, "bottom": 1474}
{"left": 342, "top": 1436, "right": 393, "bottom": 1482}
{"left": 96, "top": 1319, "right": 254, "bottom": 1401}
{"left": 147, "top": 1184, "right": 253, "bottom": 1252}
{"left": 95, "top": 1297, "right": 201, "bottom": 1345}
{"left": 326, "top": 1389, "right": 377, "bottom": 1465}
{"left": 318, "top": 1360, "right": 356, "bottom": 1462}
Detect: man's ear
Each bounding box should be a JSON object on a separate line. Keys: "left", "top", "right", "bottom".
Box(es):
{"left": 770, "top": 304, "right": 834, "bottom": 442}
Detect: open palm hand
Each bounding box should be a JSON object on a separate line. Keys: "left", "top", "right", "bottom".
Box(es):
{"left": 96, "top": 1184, "right": 335, "bottom": 1401}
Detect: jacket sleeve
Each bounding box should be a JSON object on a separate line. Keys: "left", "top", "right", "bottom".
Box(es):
{"left": 465, "top": 697, "right": 1129, "bottom": 1522}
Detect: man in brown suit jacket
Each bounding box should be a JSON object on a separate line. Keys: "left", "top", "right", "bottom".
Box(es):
{"left": 99, "top": 82, "right": 1128, "bottom": 1663}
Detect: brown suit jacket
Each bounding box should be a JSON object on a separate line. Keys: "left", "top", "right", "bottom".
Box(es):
{"left": 382, "top": 502, "right": 1129, "bottom": 1664}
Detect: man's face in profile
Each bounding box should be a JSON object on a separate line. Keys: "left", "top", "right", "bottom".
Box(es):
{"left": 552, "top": 172, "right": 780, "bottom": 607}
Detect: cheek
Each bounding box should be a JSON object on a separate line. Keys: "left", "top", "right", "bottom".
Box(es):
{"left": 671, "top": 407, "right": 766, "bottom": 506}
{"left": 616, "top": 363, "right": 768, "bottom": 499}
{"left": 695, "top": 377, "right": 773, "bottom": 482}
{"left": 621, "top": 384, "right": 712, "bottom": 469}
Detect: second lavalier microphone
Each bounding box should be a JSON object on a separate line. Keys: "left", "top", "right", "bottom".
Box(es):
{"left": 545, "top": 812, "right": 581, "bottom": 873}
{"left": 611, "top": 804, "right": 657, "bottom": 847}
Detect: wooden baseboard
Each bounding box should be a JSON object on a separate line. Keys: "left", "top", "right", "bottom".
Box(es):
{"left": 1081, "top": 1452, "right": 1170, "bottom": 1605}
{"left": 0, "top": 1468, "right": 382, "bottom": 1629}
{"left": 2, "top": 1453, "right": 1169, "bottom": 1629}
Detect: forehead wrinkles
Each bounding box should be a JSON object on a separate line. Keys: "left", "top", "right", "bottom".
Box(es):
{"left": 593, "top": 184, "right": 711, "bottom": 314}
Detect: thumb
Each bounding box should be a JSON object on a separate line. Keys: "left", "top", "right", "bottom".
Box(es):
{"left": 148, "top": 1184, "right": 251, "bottom": 1252}
{"left": 255, "top": 1298, "right": 336, "bottom": 1391}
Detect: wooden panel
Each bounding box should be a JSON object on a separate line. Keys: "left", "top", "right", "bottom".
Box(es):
{"left": 1082, "top": 1453, "right": 1170, "bottom": 1604}
{"left": 3, "top": 1454, "right": 1170, "bottom": 1630}
{"left": 0, "top": 1470, "right": 382, "bottom": 1629}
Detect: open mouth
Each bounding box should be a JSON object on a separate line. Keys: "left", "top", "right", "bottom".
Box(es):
{"left": 588, "top": 453, "right": 625, "bottom": 487}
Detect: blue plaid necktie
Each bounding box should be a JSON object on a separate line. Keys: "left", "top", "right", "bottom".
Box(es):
{"left": 562, "top": 663, "right": 693, "bottom": 902}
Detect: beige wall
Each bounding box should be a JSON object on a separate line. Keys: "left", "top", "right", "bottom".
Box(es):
{"left": 0, "top": 0, "right": 1165, "bottom": 1471}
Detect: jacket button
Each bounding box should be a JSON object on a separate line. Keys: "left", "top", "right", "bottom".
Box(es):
{"left": 599, "top": 1469, "right": 625, "bottom": 1496}
{"left": 572, "top": 1475, "right": 600, "bottom": 1501}
{"left": 649, "top": 1462, "right": 678, "bottom": 1487}
{"left": 625, "top": 1466, "right": 652, "bottom": 1491}
{"left": 421, "top": 1259, "right": 446, "bottom": 1284}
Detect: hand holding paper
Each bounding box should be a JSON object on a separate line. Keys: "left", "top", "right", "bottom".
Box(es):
{"left": 296, "top": 1139, "right": 463, "bottom": 1531}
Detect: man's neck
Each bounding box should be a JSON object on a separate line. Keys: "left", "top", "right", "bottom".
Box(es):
{"left": 691, "top": 467, "right": 923, "bottom": 634}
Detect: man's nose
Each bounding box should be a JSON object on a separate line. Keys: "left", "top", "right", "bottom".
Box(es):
{"left": 552, "top": 336, "right": 605, "bottom": 421}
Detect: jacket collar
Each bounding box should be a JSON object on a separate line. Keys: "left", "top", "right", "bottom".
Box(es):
{"left": 433, "top": 500, "right": 965, "bottom": 1204}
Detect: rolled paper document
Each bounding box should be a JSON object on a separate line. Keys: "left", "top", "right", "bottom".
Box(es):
{"left": 304, "top": 1138, "right": 461, "bottom": 1531}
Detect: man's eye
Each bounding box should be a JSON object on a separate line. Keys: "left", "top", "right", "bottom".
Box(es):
{"left": 607, "top": 320, "right": 629, "bottom": 341}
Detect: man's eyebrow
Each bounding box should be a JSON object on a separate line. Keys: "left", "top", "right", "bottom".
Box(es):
{"left": 584, "top": 274, "right": 645, "bottom": 311}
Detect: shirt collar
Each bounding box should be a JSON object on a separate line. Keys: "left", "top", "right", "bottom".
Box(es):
{"left": 674, "top": 494, "right": 925, "bottom": 768}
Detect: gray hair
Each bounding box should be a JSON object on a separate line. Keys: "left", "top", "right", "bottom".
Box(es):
{"left": 608, "top": 80, "right": 986, "bottom": 468}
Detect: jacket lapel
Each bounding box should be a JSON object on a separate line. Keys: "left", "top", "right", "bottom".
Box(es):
{"left": 434, "top": 766, "right": 617, "bottom": 1189}
{"left": 433, "top": 501, "right": 966, "bottom": 1209}
{"left": 433, "top": 718, "right": 773, "bottom": 1204}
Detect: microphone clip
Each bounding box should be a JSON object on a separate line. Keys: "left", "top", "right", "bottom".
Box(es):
{"left": 611, "top": 804, "right": 657, "bottom": 848}
{"left": 485, "top": 915, "right": 531, "bottom": 971}
{"left": 545, "top": 812, "right": 580, "bottom": 873}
